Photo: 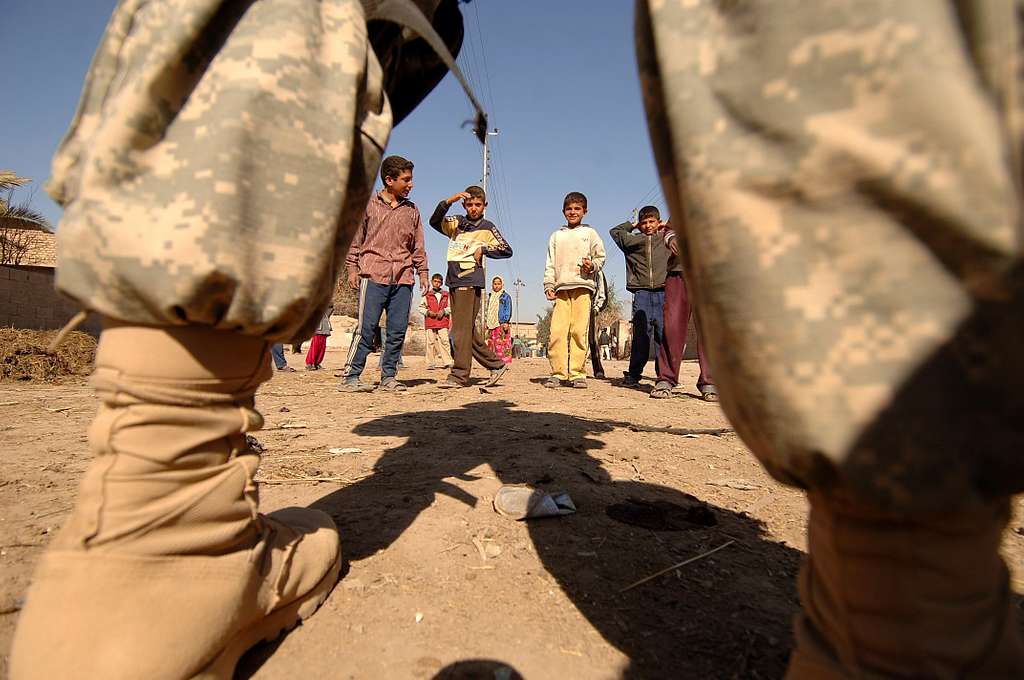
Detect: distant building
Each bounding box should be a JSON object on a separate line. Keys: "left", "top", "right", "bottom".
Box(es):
{"left": 0, "top": 225, "right": 101, "bottom": 336}
{"left": 511, "top": 320, "right": 537, "bottom": 343}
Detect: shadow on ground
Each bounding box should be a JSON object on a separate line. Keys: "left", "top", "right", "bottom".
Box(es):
{"left": 240, "top": 400, "right": 800, "bottom": 679}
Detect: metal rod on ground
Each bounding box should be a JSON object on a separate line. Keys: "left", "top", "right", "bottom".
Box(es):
{"left": 620, "top": 540, "right": 735, "bottom": 593}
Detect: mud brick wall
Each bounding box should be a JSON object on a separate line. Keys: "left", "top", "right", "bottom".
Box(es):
{"left": 0, "top": 265, "right": 101, "bottom": 336}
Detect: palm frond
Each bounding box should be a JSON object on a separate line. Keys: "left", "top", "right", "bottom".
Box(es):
{"left": 0, "top": 171, "right": 30, "bottom": 192}
{"left": 0, "top": 204, "right": 52, "bottom": 232}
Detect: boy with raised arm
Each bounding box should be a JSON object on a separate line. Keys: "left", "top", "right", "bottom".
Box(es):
{"left": 610, "top": 205, "right": 671, "bottom": 388}
{"left": 428, "top": 185, "right": 512, "bottom": 388}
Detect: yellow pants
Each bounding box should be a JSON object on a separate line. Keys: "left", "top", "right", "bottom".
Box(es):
{"left": 548, "top": 288, "right": 592, "bottom": 381}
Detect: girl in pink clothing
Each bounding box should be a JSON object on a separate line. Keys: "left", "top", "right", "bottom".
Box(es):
{"left": 485, "top": 276, "right": 513, "bottom": 365}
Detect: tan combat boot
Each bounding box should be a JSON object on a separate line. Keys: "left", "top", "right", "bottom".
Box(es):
{"left": 10, "top": 323, "right": 341, "bottom": 679}
{"left": 787, "top": 490, "right": 1024, "bottom": 679}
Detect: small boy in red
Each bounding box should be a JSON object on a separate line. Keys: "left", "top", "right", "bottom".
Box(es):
{"left": 419, "top": 273, "right": 453, "bottom": 369}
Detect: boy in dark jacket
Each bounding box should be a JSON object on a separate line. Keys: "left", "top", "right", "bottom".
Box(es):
{"left": 610, "top": 205, "right": 671, "bottom": 386}
{"left": 428, "top": 185, "right": 513, "bottom": 388}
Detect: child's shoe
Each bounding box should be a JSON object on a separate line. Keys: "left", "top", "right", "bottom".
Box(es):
{"left": 339, "top": 378, "right": 375, "bottom": 392}
{"left": 485, "top": 364, "right": 510, "bottom": 387}
{"left": 379, "top": 377, "right": 408, "bottom": 392}
{"left": 438, "top": 375, "right": 466, "bottom": 389}
{"left": 650, "top": 380, "right": 673, "bottom": 399}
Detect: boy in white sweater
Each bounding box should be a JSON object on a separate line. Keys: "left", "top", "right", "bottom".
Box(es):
{"left": 543, "top": 192, "right": 607, "bottom": 388}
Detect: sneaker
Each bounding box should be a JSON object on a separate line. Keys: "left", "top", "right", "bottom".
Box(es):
{"left": 379, "top": 377, "right": 408, "bottom": 392}
{"left": 438, "top": 375, "right": 467, "bottom": 389}
{"left": 277, "top": 366, "right": 297, "bottom": 373}
{"left": 650, "top": 380, "right": 674, "bottom": 399}
{"left": 543, "top": 376, "right": 561, "bottom": 389}
{"left": 572, "top": 378, "right": 587, "bottom": 389}
{"left": 338, "top": 379, "right": 375, "bottom": 392}
{"left": 485, "top": 364, "right": 510, "bottom": 387}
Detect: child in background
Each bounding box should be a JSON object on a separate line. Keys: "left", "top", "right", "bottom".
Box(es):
{"left": 543, "top": 192, "right": 606, "bottom": 388}
{"left": 419, "top": 273, "right": 453, "bottom": 369}
{"left": 305, "top": 305, "right": 333, "bottom": 370}
{"left": 654, "top": 226, "right": 718, "bottom": 400}
{"left": 486, "top": 276, "right": 513, "bottom": 365}
{"left": 599, "top": 328, "right": 612, "bottom": 361}
{"left": 271, "top": 344, "right": 296, "bottom": 372}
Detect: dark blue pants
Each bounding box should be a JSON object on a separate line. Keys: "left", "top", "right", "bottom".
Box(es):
{"left": 345, "top": 281, "right": 412, "bottom": 380}
{"left": 270, "top": 343, "right": 287, "bottom": 369}
{"left": 627, "top": 289, "right": 664, "bottom": 380}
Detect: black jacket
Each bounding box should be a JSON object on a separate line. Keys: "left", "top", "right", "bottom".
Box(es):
{"left": 610, "top": 222, "right": 671, "bottom": 291}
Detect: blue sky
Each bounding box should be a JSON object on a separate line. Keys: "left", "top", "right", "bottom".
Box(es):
{"left": 2, "top": 0, "right": 667, "bottom": 320}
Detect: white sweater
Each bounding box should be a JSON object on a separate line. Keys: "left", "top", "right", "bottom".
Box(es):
{"left": 543, "top": 225, "right": 607, "bottom": 293}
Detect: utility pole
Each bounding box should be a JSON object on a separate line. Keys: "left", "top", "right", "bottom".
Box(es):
{"left": 511, "top": 278, "right": 525, "bottom": 339}
{"left": 478, "top": 128, "right": 500, "bottom": 332}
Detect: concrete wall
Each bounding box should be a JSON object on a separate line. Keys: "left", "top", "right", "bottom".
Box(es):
{"left": 321, "top": 315, "right": 426, "bottom": 355}
{"left": 0, "top": 265, "right": 101, "bottom": 336}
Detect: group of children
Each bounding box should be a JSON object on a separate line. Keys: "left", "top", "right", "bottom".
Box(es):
{"left": 333, "top": 154, "right": 712, "bottom": 398}
{"left": 542, "top": 195, "right": 715, "bottom": 399}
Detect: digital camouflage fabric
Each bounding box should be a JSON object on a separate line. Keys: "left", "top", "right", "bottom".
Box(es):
{"left": 638, "top": 0, "right": 1024, "bottom": 513}
{"left": 50, "top": 0, "right": 393, "bottom": 343}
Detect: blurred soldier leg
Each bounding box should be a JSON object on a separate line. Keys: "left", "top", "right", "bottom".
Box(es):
{"left": 11, "top": 0, "right": 469, "bottom": 676}
{"left": 13, "top": 323, "right": 340, "bottom": 679}
{"left": 639, "top": 0, "right": 1024, "bottom": 676}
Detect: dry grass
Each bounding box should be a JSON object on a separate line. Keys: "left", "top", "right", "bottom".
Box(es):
{"left": 0, "top": 328, "right": 96, "bottom": 382}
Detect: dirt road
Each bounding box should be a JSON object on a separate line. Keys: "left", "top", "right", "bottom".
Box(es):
{"left": 2, "top": 351, "right": 1022, "bottom": 678}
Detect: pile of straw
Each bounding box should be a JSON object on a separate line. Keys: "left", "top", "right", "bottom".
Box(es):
{"left": 0, "top": 328, "right": 96, "bottom": 382}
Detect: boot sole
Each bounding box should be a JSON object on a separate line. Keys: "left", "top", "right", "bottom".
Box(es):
{"left": 194, "top": 551, "right": 343, "bottom": 679}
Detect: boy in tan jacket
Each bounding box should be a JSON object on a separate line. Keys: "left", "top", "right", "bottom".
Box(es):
{"left": 543, "top": 192, "right": 606, "bottom": 388}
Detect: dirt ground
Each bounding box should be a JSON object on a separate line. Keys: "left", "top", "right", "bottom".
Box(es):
{"left": 2, "top": 350, "right": 1023, "bottom": 679}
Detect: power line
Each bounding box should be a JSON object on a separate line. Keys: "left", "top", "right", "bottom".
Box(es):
{"left": 471, "top": 2, "right": 499, "bottom": 122}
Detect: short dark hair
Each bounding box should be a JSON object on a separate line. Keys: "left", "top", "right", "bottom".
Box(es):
{"left": 380, "top": 155, "right": 413, "bottom": 184}
{"left": 431, "top": 273, "right": 443, "bottom": 281}
{"left": 638, "top": 205, "right": 660, "bottom": 221}
{"left": 563, "top": 191, "right": 587, "bottom": 210}
{"left": 465, "top": 185, "right": 486, "bottom": 202}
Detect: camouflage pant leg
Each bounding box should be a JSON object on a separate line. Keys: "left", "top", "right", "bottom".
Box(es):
{"left": 51, "top": 0, "right": 392, "bottom": 342}
{"left": 639, "top": 0, "right": 1024, "bottom": 513}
